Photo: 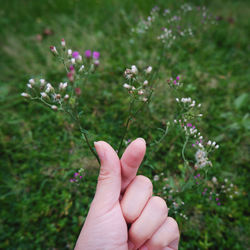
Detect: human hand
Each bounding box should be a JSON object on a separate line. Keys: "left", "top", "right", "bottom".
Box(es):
{"left": 75, "top": 138, "right": 179, "bottom": 250}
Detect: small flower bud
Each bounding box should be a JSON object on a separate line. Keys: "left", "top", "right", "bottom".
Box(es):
{"left": 40, "top": 79, "right": 46, "bottom": 86}
{"left": 138, "top": 90, "right": 144, "bottom": 95}
{"left": 67, "top": 49, "right": 72, "bottom": 56}
{"left": 40, "top": 92, "right": 47, "bottom": 98}
{"left": 215, "top": 145, "right": 219, "bottom": 149}
{"left": 79, "top": 65, "right": 85, "bottom": 72}
{"left": 27, "top": 84, "right": 32, "bottom": 88}
{"left": 21, "top": 92, "right": 30, "bottom": 98}
{"left": 123, "top": 83, "right": 131, "bottom": 89}
{"left": 61, "top": 38, "right": 66, "bottom": 47}
{"left": 50, "top": 46, "right": 58, "bottom": 55}
{"left": 77, "top": 55, "right": 82, "bottom": 62}
{"left": 71, "top": 58, "right": 76, "bottom": 64}
{"left": 207, "top": 140, "right": 212, "bottom": 145}
{"left": 85, "top": 50, "right": 91, "bottom": 58}
{"left": 143, "top": 80, "right": 148, "bottom": 86}
{"left": 212, "top": 141, "right": 216, "bottom": 147}
{"left": 145, "top": 66, "right": 152, "bottom": 74}
{"left": 143, "top": 97, "right": 148, "bottom": 102}
{"left": 29, "top": 78, "right": 35, "bottom": 85}
{"left": 51, "top": 105, "right": 58, "bottom": 110}
{"left": 64, "top": 94, "right": 69, "bottom": 100}
{"left": 93, "top": 51, "right": 100, "bottom": 60}
{"left": 176, "top": 98, "right": 179, "bottom": 102}
{"left": 131, "top": 65, "right": 138, "bottom": 74}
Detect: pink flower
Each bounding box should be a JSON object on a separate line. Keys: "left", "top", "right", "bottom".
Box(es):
{"left": 72, "top": 51, "right": 80, "bottom": 59}
{"left": 93, "top": 51, "right": 100, "bottom": 59}
{"left": 176, "top": 76, "right": 180, "bottom": 80}
{"left": 173, "top": 80, "right": 177, "bottom": 85}
{"left": 75, "top": 87, "right": 81, "bottom": 96}
{"left": 187, "top": 123, "right": 192, "bottom": 127}
{"left": 85, "top": 50, "right": 91, "bottom": 58}
{"left": 69, "top": 65, "right": 75, "bottom": 72}
{"left": 67, "top": 72, "right": 74, "bottom": 82}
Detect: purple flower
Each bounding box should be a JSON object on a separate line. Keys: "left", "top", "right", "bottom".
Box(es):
{"left": 217, "top": 202, "right": 221, "bottom": 206}
{"left": 79, "top": 176, "right": 82, "bottom": 179}
{"left": 187, "top": 123, "right": 192, "bottom": 127}
{"left": 192, "top": 144, "right": 195, "bottom": 147}
{"left": 173, "top": 80, "right": 177, "bottom": 85}
{"left": 197, "top": 173, "right": 200, "bottom": 177}
{"left": 202, "top": 192, "right": 205, "bottom": 195}
{"left": 69, "top": 65, "right": 74, "bottom": 72}
{"left": 192, "top": 125, "right": 196, "bottom": 129}
{"left": 72, "top": 51, "right": 80, "bottom": 59}
{"left": 176, "top": 76, "right": 180, "bottom": 80}
{"left": 216, "top": 197, "right": 219, "bottom": 201}
{"left": 74, "top": 172, "right": 79, "bottom": 177}
{"left": 93, "top": 51, "right": 100, "bottom": 59}
{"left": 85, "top": 50, "right": 91, "bottom": 58}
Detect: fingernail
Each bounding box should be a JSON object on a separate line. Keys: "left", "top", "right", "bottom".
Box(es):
{"left": 94, "top": 141, "right": 105, "bottom": 161}
{"left": 128, "top": 241, "right": 135, "bottom": 250}
{"left": 137, "top": 137, "right": 146, "bottom": 144}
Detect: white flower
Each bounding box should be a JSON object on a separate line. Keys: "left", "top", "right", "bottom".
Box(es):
{"left": 21, "top": 92, "right": 30, "bottom": 97}
{"left": 212, "top": 176, "right": 217, "bottom": 183}
{"left": 198, "top": 114, "right": 203, "bottom": 117}
{"left": 29, "top": 78, "right": 35, "bottom": 85}
{"left": 176, "top": 98, "right": 179, "bottom": 102}
{"left": 40, "top": 92, "right": 47, "bottom": 98}
{"left": 61, "top": 38, "right": 66, "bottom": 47}
{"left": 145, "top": 66, "right": 152, "bottom": 74}
{"left": 51, "top": 105, "right": 58, "bottom": 110}
{"left": 59, "top": 82, "right": 67, "bottom": 90}
{"left": 143, "top": 97, "right": 148, "bottom": 102}
{"left": 71, "top": 58, "right": 76, "bottom": 64}
{"left": 79, "top": 65, "right": 85, "bottom": 72}
{"left": 64, "top": 94, "right": 69, "bottom": 100}
{"left": 138, "top": 90, "right": 144, "bottom": 95}
{"left": 174, "top": 120, "right": 177, "bottom": 123}
{"left": 45, "top": 83, "right": 53, "bottom": 93}
{"left": 27, "top": 84, "right": 32, "bottom": 88}
{"left": 212, "top": 141, "right": 216, "bottom": 147}
{"left": 77, "top": 55, "right": 82, "bottom": 62}
{"left": 153, "top": 175, "right": 159, "bottom": 181}
{"left": 131, "top": 65, "right": 138, "bottom": 74}
{"left": 143, "top": 80, "right": 148, "bottom": 86}
{"left": 123, "top": 83, "right": 131, "bottom": 89}
{"left": 207, "top": 140, "right": 212, "bottom": 145}
{"left": 215, "top": 145, "right": 219, "bottom": 149}
{"left": 68, "top": 49, "right": 72, "bottom": 56}
{"left": 224, "top": 178, "right": 228, "bottom": 183}
{"left": 40, "top": 79, "right": 46, "bottom": 86}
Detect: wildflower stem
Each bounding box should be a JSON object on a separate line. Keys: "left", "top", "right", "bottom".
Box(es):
{"left": 182, "top": 135, "right": 189, "bottom": 167}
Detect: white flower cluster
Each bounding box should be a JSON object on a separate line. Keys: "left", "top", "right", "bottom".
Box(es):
{"left": 195, "top": 149, "right": 212, "bottom": 169}
{"left": 157, "top": 28, "right": 176, "bottom": 47}
{"left": 207, "top": 140, "right": 219, "bottom": 149}
{"left": 21, "top": 78, "right": 70, "bottom": 111}
{"left": 123, "top": 65, "right": 153, "bottom": 102}
{"left": 131, "top": 6, "right": 160, "bottom": 34}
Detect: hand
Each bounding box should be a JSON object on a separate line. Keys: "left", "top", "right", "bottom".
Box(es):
{"left": 75, "top": 138, "right": 179, "bottom": 250}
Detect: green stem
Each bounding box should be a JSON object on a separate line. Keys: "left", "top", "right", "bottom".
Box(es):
{"left": 182, "top": 135, "right": 189, "bottom": 167}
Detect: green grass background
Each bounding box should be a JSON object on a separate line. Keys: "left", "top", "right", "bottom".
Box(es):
{"left": 0, "top": 0, "right": 249, "bottom": 249}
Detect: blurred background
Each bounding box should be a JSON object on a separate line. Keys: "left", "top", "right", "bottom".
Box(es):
{"left": 0, "top": 0, "right": 249, "bottom": 249}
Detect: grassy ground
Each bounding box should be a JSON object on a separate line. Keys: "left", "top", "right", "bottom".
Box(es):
{"left": 0, "top": 0, "right": 249, "bottom": 249}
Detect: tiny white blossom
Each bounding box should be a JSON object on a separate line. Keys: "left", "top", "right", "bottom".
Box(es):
{"left": 77, "top": 55, "right": 82, "bottom": 62}
{"left": 138, "top": 90, "right": 144, "bottom": 95}
{"left": 174, "top": 120, "right": 177, "bottom": 123}
{"left": 212, "top": 176, "right": 217, "bottom": 183}
{"left": 131, "top": 65, "right": 138, "bottom": 74}
{"left": 176, "top": 98, "right": 179, "bottom": 102}
{"left": 40, "top": 79, "right": 46, "bottom": 86}
{"left": 207, "top": 140, "right": 212, "bottom": 145}
{"left": 61, "top": 38, "right": 66, "bottom": 47}
{"left": 51, "top": 105, "right": 58, "bottom": 110}
{"left": 123, "top": 83, "right": 131, "bottom": 89}
{"left": 71, "top": 58, "right": 76, "bottom": 64}
{"left": 21, "top": 92, "right": 30, "bottom": 97}
{"left": 64, "top": 94, "right": 69, "bottom": 100}
{"left": 79, "top": 65, "right": 85, "bottom": 72}
{"left": 143, "top": 80, "right": 148, "bottom": 86}
{"left": 40, "top": 92, "right": 47, "bottom": 98}
{"left": 212, "top": 141, "right": 216, "bottom": 147}
{"left": 27, "top": 84, "right": 32, "bottom": 88}
{"left": 215, "top": 145, "right": 219, "bottom": 149}
{"left": 29, "top": 79, "right": 35, "bottom": 85}
{"left": 68, "top": 49, "right": 72, "bottom": 56}
{"left": 145, "top": 66, "right": 152, "bottom": 74}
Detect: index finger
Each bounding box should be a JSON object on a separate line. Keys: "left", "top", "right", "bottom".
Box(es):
{"left": 120, "top": 138, "right": 146, "bottom": 193}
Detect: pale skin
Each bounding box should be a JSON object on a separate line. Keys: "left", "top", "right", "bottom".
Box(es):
{"left": 75, "top": 138, "right": 180, "bottom": 250}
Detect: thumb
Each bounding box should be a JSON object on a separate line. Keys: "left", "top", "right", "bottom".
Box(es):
{"left": 92, "top": 141, "right": 121, "bottom": 211}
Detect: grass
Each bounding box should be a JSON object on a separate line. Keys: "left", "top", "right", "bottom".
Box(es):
{"left": 0, "top": 0, "right": 249, "bottom": 249}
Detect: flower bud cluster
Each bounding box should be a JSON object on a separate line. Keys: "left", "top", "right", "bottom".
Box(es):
{"left": 123, "top": 65, "right": 153, "bottom": 102}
